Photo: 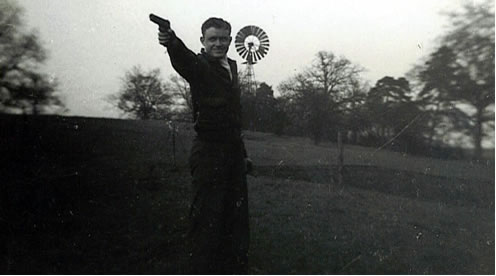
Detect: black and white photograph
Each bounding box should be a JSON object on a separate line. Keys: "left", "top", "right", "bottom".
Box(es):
{"left": 0, "top": 0, "right": 494, "bottom": 274}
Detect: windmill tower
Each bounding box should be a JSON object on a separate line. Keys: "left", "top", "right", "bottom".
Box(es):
{"left": 235, "top": 25, "right": 270, "bottom": 95}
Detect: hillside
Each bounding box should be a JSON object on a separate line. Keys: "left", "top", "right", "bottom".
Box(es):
{"left": 0, "top": 114, "right": 494, "bottom": 274}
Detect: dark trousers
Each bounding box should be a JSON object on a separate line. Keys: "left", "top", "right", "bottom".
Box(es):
{"left": 187, "top": 137, "right": 249, "bottom": 274}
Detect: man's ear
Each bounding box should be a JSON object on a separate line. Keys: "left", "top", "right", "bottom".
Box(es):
{"left": 200, "top": 36, "right": 205, "bottom": 46}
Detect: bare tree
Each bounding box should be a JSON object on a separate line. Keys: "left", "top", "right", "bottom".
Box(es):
{"left": 279, "top": 51, "right": 363, "bottom": 143}
{"left": 108, "top": 66, "right": 173, "bottom": 120}
{"left": 307, "top": 51, "right": 363, "bottom": 101}
{"left": 169, "top": 74, "right": 192, "bottom": 113}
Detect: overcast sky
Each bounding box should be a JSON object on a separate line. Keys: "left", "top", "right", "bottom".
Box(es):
{"left": 19, "top": 0, "right": 471, "bottom": 118}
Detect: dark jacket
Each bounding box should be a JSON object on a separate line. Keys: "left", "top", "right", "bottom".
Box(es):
{"left": 167, "top": 35, "right": 243, "bottom": 143}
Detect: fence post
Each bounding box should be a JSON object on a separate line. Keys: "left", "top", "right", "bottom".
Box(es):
{"left": 337, "top": 130, "right": 344, "bottom": 186}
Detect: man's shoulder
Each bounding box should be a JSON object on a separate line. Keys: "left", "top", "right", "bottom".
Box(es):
{"left": 197, "top": 52, "right": 237, "bottom": 67}
{"left": 196, "top": 52, "right": 210, "bottom": 65}
{"left": 227, "top": 57, "right": 238, "bottom": 69}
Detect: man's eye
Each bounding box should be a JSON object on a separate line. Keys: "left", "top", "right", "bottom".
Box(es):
{"left": 208, "top": 37, "right": 228, "bottom": 42}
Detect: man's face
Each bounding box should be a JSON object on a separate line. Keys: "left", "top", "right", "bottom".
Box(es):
{"left": 201, "top": 27, "right": 232, "bottom": 59}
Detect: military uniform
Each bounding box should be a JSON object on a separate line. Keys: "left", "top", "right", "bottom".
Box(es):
{"left": 167, "top": 34, "right": 249, "bottom": 274}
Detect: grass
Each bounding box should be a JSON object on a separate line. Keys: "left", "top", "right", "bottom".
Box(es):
{"left": 0, "top": 114, "right": 494, "bottom": 274}
{"left": 248, "top": 175, "right": 493, "bottom": 274}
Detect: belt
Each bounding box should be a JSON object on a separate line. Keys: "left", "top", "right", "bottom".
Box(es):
{"left": 196, "top": 128, "right": 242, "bottom": 143}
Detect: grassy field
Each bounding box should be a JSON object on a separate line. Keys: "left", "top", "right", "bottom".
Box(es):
{"left": 0, "top": 114, "right": 494, "bottom": 274}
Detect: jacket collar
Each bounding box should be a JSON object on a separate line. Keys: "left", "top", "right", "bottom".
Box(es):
{"left": 200, "top": 48, "right": 235, "bottom": 64}
{"left": 200, "top": 48, "right": 237, "bottom": 84}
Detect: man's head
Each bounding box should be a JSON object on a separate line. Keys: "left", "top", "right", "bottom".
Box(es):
{"left": 200, "top": 17, "right": 232, "bottom": 59}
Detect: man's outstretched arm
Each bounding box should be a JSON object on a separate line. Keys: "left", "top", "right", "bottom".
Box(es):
{"left": 157, "top": 23, "right": 198, "bottom": 83}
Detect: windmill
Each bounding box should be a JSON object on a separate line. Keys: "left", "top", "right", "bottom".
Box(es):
{"left": 235, "top": 25, "right": 270, "bottom": 95}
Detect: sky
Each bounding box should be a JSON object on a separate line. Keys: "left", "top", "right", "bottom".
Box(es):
{"left": 18, "top": 0, "right": 471, "bottom": 118}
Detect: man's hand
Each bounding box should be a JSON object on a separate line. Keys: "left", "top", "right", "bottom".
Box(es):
{"left": 158, "top": 29, "right": 175, "bottom": 47}
{"left": 244, "top": 157, "right": 254, "bottom": 176}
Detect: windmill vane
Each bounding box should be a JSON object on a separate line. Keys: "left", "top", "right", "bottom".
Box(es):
{"left": 235, "top": 25, "right": 269, "bottom": 65}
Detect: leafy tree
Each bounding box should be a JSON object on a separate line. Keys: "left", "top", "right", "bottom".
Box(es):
{"left": 339, "top": 78, "right": 369, "bottom": 144}
{"left": 10, "top": 72, "right": 65, "bottom": 115}
{"left": 109, "top": 66, "right": 173, "bottom": 120}
{"left": 271, "top": 97, "right": 289, "bottom": 136}
{"left": 364, "top": 77, "right": 424, "bottom": 152}
{"left": 255, "top": 83, "right": 276, "bottom": 131}
{"left": 410, "top": 47, "right": 466, "bottom": 148}
{"left": 417, "top": 1, "right": 494, "bottom": 158}
{"left": 240, "top": 82, "right": 270, "bottom": 131}
{"left": 0, "top": 0, "right": 65, "bottom": 114}
{"left": 278, "top": 73, "right": 318, "bottom": 138}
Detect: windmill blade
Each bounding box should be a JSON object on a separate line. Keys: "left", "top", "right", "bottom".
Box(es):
{"left": 258, "top": 31, "right": 269, "bottom": 40}
{"left": 259, "top": 38, "right": 270, "bottom": 45}
{"left": 235, "top": 40, "right": 245, "bottom": 46}
{"left": 235, "top": 43, "right": 245, "bottom": 52}
{"left": 242, "top": 49, "right": 250, "bottom": 60}
{"left": 237, "top": 48, "right": 246, "bottom": 58}
{"left": 258, "top": 50, "right": 265, "bottom": 59}
{"left": 238, "top": 48, "right": 245, "bottom": 58}
{"left": 235, "top": 33, "right": 245, "bottom": 43}
{"left": 250, "top": 25, "right": 257, "bottom": 36}
{"left": 259, "top": 42, "right": 269, "bottom": 48}
{"left": 235, "top": 32, "right": 246, "bottom": 43}
{"left": 258, "top": 45, "right": 267, "bottom": 56}
{"left": 236, "top": 48, "right": 246, "bottom": 57}
{"left": 239, "top": 26, "right": 249, "bottom": 34}
{"left": 259, "top": 36, "right": 270, "bottom": 44}
{"left": 235, "top": 44, "right": 246, "bottom": 52}
{"left": 255, "top": 50, "right": 262, "bottom": 61}
{"left": 256, "top": 28, "right": 268, "bottom": 42}
{"left": 260, "top": 43, "right": 270, "bottom": 52}
{"left": 242, "top": 26, "right": 252, "bottom": 35}
{"left": 235, "top": 45, "right": 246, "bottom": 53}
{"left": 252, "top": 51, "right": 258, "bottom": 62}
{"left": 250, "top": 25, "right": 258, "bottom": 35}
{"left": 236, "top": 27, "right": 250, "bottom": 41}
{"left": 254, "top": 26, "right": 264, "bottom": 39}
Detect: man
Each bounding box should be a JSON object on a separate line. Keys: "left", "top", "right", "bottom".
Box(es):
{"left": 157, "top": 17, "right": 250, "bottom": 274}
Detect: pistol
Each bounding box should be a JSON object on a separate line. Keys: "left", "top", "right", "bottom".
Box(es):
{"left": 149, "top": 14, "right": 170, "bottom": 31}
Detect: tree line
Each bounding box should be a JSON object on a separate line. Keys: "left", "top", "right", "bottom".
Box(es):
{"left": 1, "top": 0, "right": 493, "bottom": 160}
{"left": 108, "top": 1, "right": 493, "bottom": 159}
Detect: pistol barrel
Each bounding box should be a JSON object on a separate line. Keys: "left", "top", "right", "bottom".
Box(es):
{"left": 149, "top": 14, "right": 170, "bottom": 30}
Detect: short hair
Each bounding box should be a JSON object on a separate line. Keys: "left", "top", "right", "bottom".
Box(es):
{"left": 201, "top": 17, "right": 231, "bottom": 36}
